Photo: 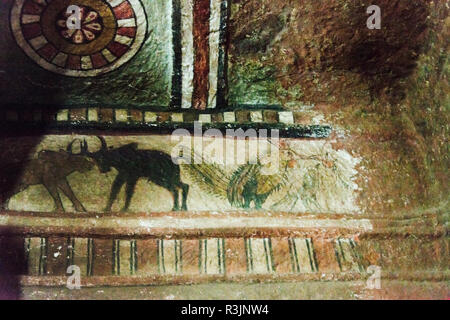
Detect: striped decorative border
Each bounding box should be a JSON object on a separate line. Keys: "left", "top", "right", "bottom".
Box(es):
{"left": 19, "top": 236, "right": 364, "bottom": 278}
{"left": 170, "top": 0, "right": 230, "bottom": 109}
{"left": 3, "top": 211, "right": 446, "bottom": 287}
{"left": 0, "top": 108, "right": 332, "bottom": 138}
{"left": 199, "top": 238, "right": 226, "bottom": 275}
{"left": 10, "top": 0, "right": 147, "bottom": 77}
{"left": 288, "top": 238, "right": 318, "bottom": 273}
{"left": 334, "top": 238, "right": 364, "bottom": 273}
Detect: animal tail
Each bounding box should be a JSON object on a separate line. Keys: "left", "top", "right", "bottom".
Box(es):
{"left": 181, "top": 150, "right": 230, "bottom": 199}
{"left": 227, "top": 164, "right": 259, "bottom": 207}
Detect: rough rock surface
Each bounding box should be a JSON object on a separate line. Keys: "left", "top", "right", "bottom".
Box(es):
{"left": 230, "top": 0, "right": 449, "bottom": 216}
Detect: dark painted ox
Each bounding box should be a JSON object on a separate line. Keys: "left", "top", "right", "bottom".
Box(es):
{"left": 0, "top": 140, "right": 94, "bottom": 212}
{"left": 81, "top": 136, "right": 189, "bottom": 212}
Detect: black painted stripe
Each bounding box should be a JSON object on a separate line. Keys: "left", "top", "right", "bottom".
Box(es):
{"left": 87, "top": 238, "right": 93, "bottom": 276}
{"left": 198, "top": 239, "right": 203, "bottom": 274}
{"left": 157, "top": 239, "right": 161, "bottom": 274}
{"left": 203, "top": 239, "right": 208, "bottom": 274}
{"left": 349, "top": 239, "right": 364, "bottom": 272}
{"left": 174, "top": 240, "right": 178, "bottom": 273}
{"left": 117, "top": 240, "right": 120, "bottom": 275}
{"left": 111, "top": 239, "right": 115, "bottom": 275}
{"left": 179, "top": 240, "right": 183, "bottom": 273}
{"left": 247, "top": 239, "right": 252, "bottom": 271}
{"left": 0, "top": 122, "right": 333, "bottom": 139}
{"left": 268, "top": 238, "right": 275, "bottom": 272}
{"left": 24, "top": 238, "right": 30, "bottom": 269}
{"left": 221, "top": 238, "right": 226, "bottom": 274}
{"left": 174, "top": 240, "right": 182, "bottom": 274}
{"left": 310, "top": 238, "right": 319, "bottom": 272}
{"left": 288, "top": 238, "right": 298, "bottom": 272}
{"left": 338, "top": 239, "right": 347, "bottom": 263}
{"left": 44, "top": 238, "right": 48, "bottom": 275}
{"left": 216, "top": 239, "right": 221, "bottom": 273}
{"left": 133, "top": 240, "right": 138, "bottom": 274}
{"left": 129, "top": 240, "right": 134, "bottom": 275}
{"left": 216, "top": 0, "right": 230, "bottom": 108}
{"left": 244, "top": 238, "right": 250, "bottom": 272}
{"left": 305, "top": 238, "right": 315, "bottom": 272}
{"left": 39, "top": 238, "right": 47, "bottom": 276}
{"left": 334, "top": 240, "right": 343, "bottom": 272}
{"left": 159, "top": 240, "right": 166, "bottom": 274}
{"left": 292, "top": 239, "right": 300, "bottom": 273}
{"left": 263, "top": 238, "right": 274, "bottom": 272}
{"left": 171, "top": 0, "right": 182, "bottom": 108}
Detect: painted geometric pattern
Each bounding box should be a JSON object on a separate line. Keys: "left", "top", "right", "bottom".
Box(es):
{"left": 11, "top": 0, "right": 147, "bottom": 77}
{"left": 0, "top": 134, "right": 358, "bottom": 214}
{"left": 22, "top": 237, "right": 363, "bottom": 277}
{"left": 1, "top": 108, "right": 322, "bottom": 127}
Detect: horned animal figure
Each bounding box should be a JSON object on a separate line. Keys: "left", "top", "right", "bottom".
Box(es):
{"left": 0, "top": 140, "right": 94, "bottom": 212}
{"left": 81, "top": 136, "right": 189, "bottom": 212}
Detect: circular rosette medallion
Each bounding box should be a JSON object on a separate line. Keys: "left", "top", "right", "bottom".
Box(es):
{"left": 10, "top": 0, "right": 147, "bottom": 77}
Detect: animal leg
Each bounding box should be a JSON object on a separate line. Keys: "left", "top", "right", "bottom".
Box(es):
{"left": 122, "top": 177, "right": 138, "bottom": 212}
{"left": 254, "top": 198, "right": 262, "bottom": 210}
{"left": 58, "top": 178, "right": 86, "bottom": 212}
{"left": 105, "top": 174, "right": 126, "bottom": 212}
{"left": 43, "top": 180, "right": 64, "bottom": 212}
{"left": 242, "top": 195, "right": 251, "bottom": 209}
{"left": 171, "top": 187, "right": 180, "bottom": 211}
{"left": 181, "top": 183, "right": 189, "bottom": 211}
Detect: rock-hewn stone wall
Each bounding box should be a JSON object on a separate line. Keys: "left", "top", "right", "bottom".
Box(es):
{"left": 229, "top": 0, "right": 448, "bottom": 215}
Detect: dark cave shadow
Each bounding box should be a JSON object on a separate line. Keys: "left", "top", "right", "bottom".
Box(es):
{"left": 0, "top": 229, "right": 27, "bottom": 300}
{"left": 0, "top": 131, "right": 46, "bottom": 299}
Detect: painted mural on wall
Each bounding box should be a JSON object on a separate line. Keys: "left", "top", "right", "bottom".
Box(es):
{"left": 10, "top": 0, "right": 147, "bottom": 77}
{"left": 0, "top": 135, "right": 360, "bottom": 214}
{"left": 0, "top": 0, "right": 296, "bottom": 109}
{"left": 0, "top": 0, "right": 172, "bottom": 107}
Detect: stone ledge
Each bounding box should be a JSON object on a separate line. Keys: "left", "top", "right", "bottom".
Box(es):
{"left": 0, "top": 211, "right": 372, "bottom": 239}
{"left": 19, "top": 271, "right": 450, "bottom": 288}
{"left": 20, "top": 279, "right": 450, "bottom": 300}
{"left": 17, "top": 273, "right": 370, "bottom": 287}
{"left": 0, "top": 213, "right": 445, "bottom": 288}
{"left": 1, "top": 211, "right": 445, "bottom": 239}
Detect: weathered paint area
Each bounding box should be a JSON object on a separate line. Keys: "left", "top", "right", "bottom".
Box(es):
{"left": 208, "top": 0, "right": 221, "bottom": 108}
{"left": 181, "top": 0, "right": 194, "bottom": 109}
{"left": 192, "top": 0, "right": 211, "bottom": 109}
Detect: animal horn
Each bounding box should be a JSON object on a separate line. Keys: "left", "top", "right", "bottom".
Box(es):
{"left": 97, "top": 136, "right": 107, "bottom": 151}
{"left": 81, "top": 139, "right": 89, "bottom": 155}
{"left": 66, "top": 139, "right": 78, "bottom": 153}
